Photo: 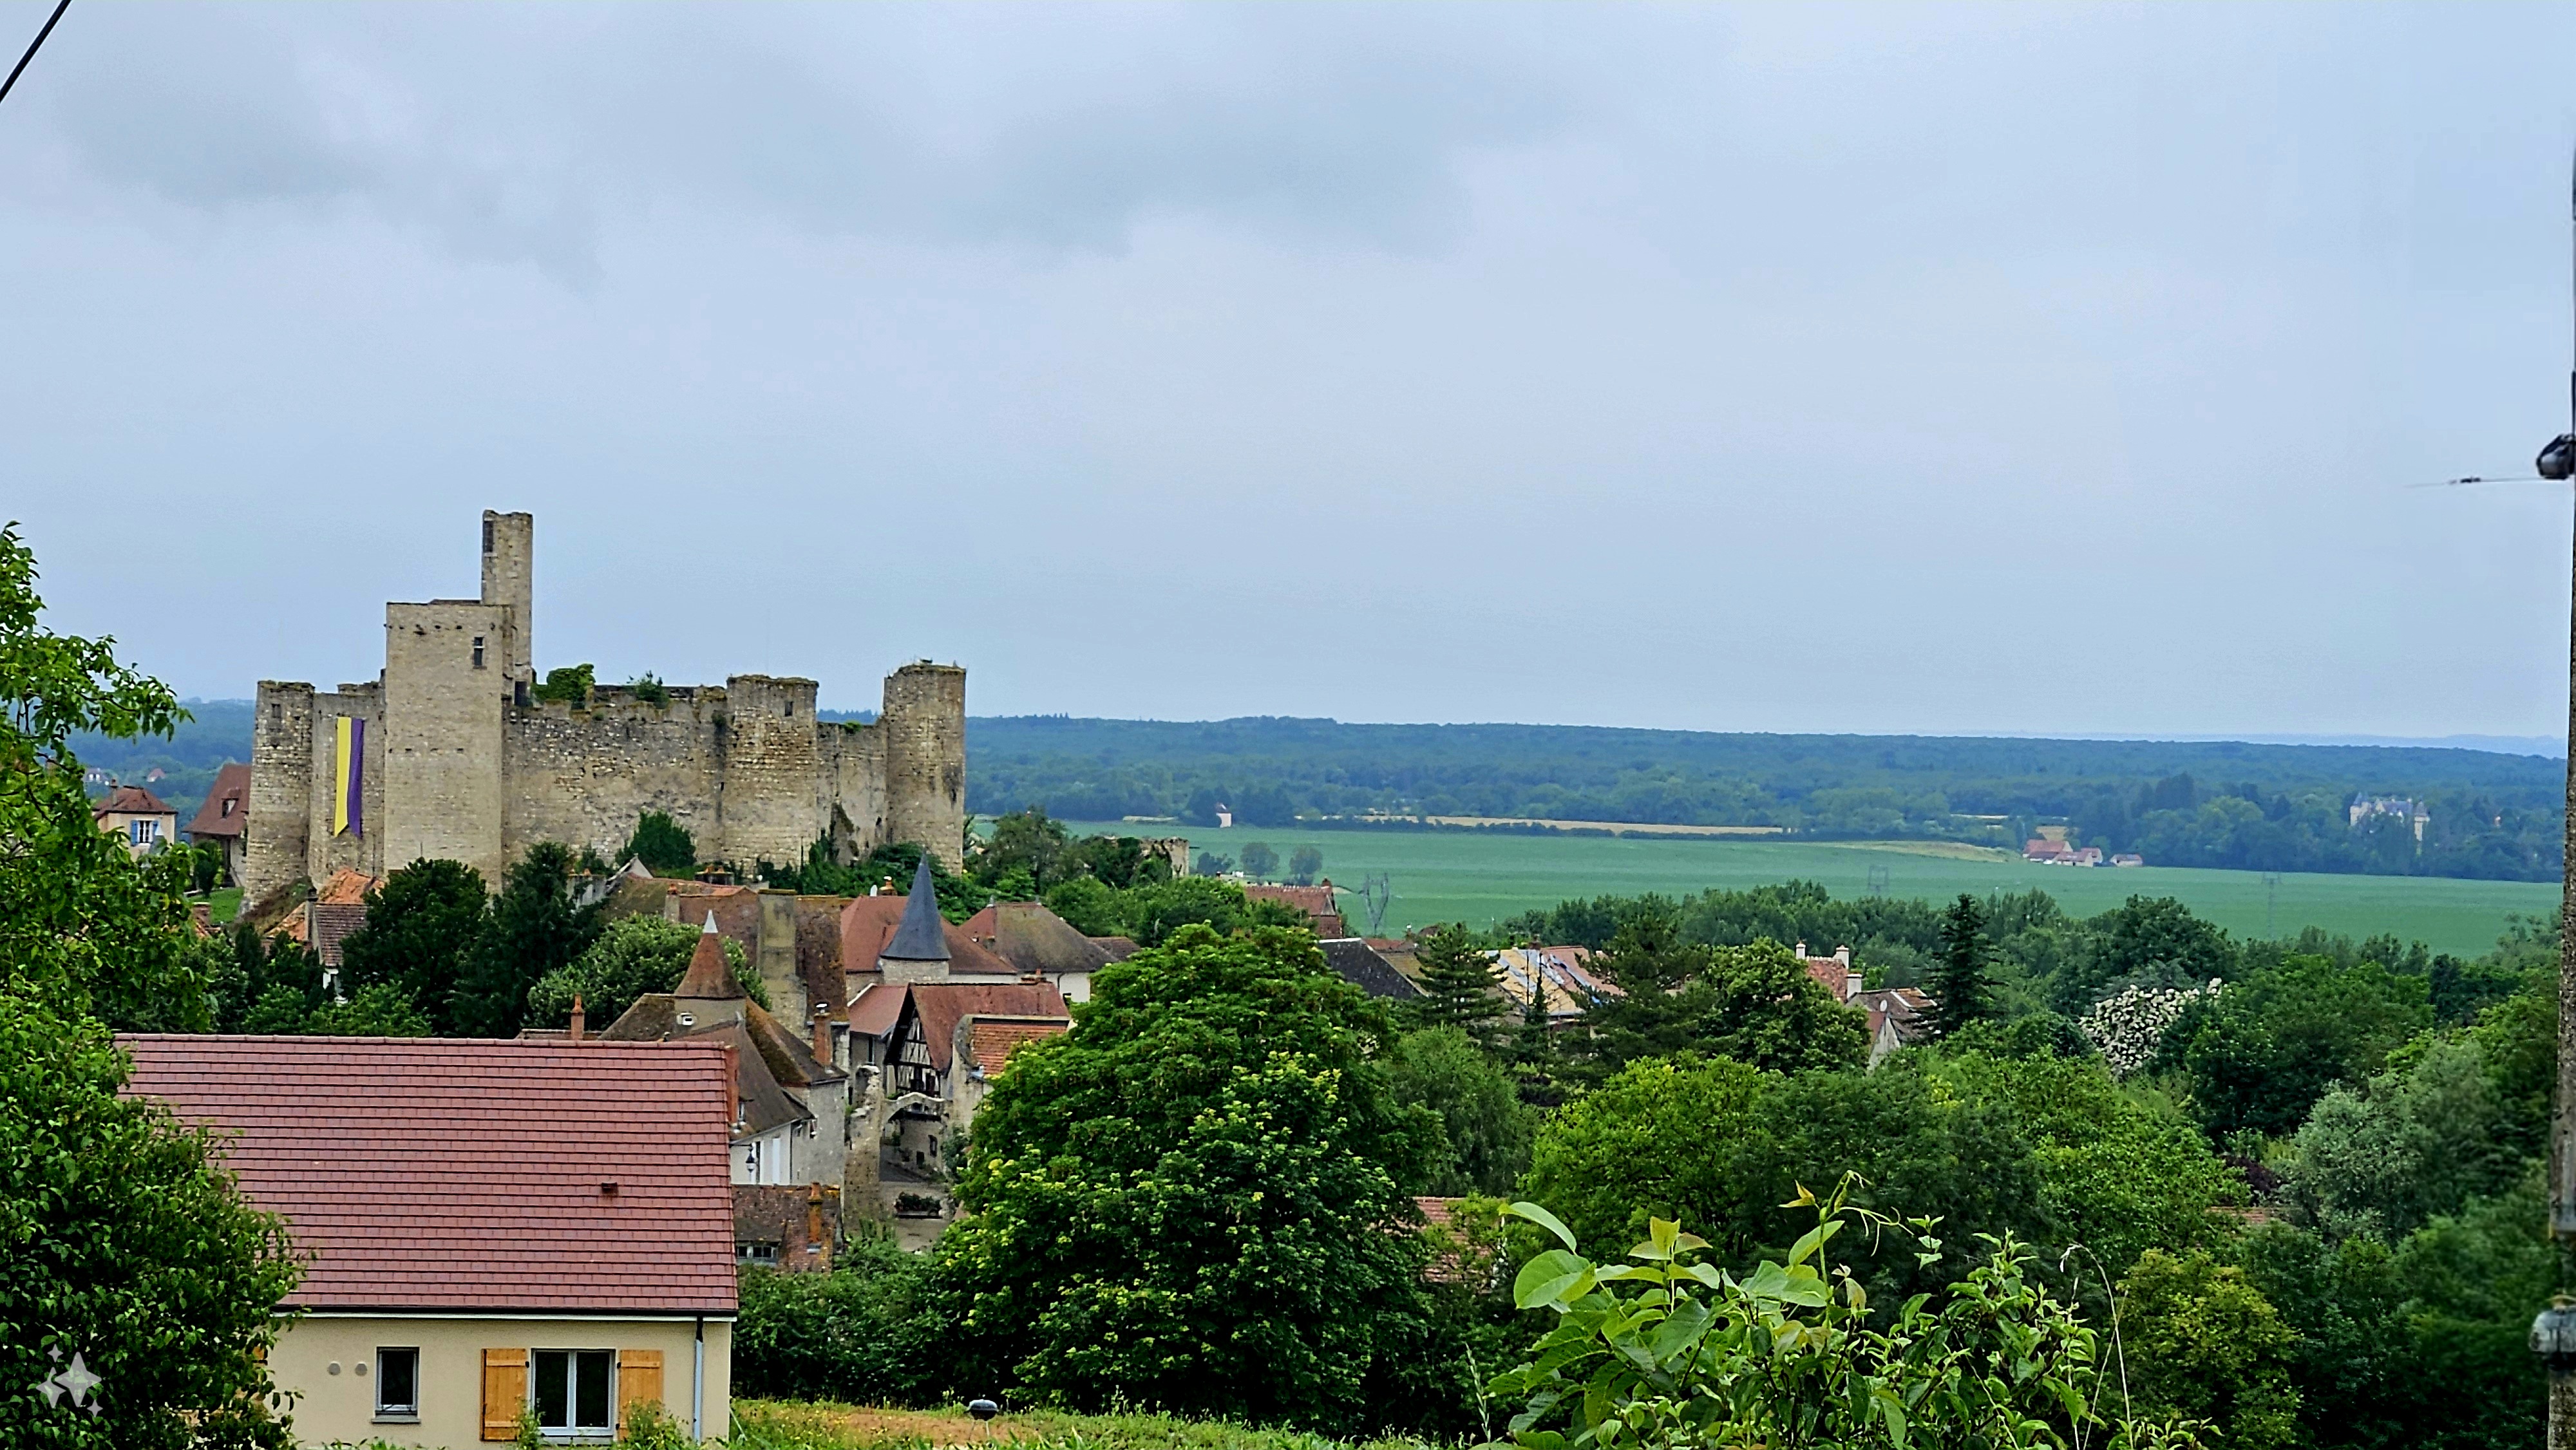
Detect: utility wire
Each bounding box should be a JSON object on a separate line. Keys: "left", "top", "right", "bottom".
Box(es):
{"left": 0, "top": 0, "right": 71, "bottom": 109}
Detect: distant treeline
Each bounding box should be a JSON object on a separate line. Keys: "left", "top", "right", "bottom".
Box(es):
{"left": 71, "top": 706, "right": 2570, "bottom": 883}
{"left": 967, "top": 716, "right": 2568, "bottom": 883}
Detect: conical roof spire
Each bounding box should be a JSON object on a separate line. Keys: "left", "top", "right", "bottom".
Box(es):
{"left": 675, "top": 912, "right": 744, "bottom": 999}
{"left": 881, "top": 855, "right": 951, "bottom": 963}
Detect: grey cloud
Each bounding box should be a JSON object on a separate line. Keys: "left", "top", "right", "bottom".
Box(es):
{"left": 28, "top": 5, "right": 1577, "bottom": 271}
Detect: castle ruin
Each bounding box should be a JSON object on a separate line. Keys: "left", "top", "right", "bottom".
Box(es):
{"left": 243, "top": 511, "right": 965, "bottom": 901}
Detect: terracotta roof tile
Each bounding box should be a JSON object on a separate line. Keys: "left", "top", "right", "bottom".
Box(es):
{"left": 316, "top": 867, "right": 379, "bottom": 905}
{"left": 905, "top": 983, "right": 1066, "bottom": 1073}
{"left": 839, "top": 896, "right": 1015, "bottom": 977}
{"left": 963, "top": 1016, "right": 1068, "bottom": 1074}
{"left": 117, "top": 1035, "right": 737, "bottom": 1316}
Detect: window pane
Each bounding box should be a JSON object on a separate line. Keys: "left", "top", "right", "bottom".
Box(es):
{"left": 376, "top": 1348, "right": 417, "bottom": 1413}
{"left": 534, "top": 1350, "right": 569, "bottom": 1430}
{"left": 574, "top": 1350, "right": 612, "bottom": 1431}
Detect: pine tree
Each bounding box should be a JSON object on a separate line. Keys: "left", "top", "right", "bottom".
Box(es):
{"left": 1410, "top": 924, "right": 1506, "bottom": 1048}
{"left": 1929, "top": 892, "right": 1994, "bottom": 1037}
{"left": 1508, "top": 965, "right": 1561, "bottom": 1105}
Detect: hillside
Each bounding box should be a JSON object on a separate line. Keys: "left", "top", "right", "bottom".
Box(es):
{"left": 74, "top": 706, "right": 2568, "bottom": 883}
{"left": 968, "top": 716, "right": 2569, "bottom": 882}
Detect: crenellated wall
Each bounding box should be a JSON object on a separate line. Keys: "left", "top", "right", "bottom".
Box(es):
{"left": 501, "top": 687, "right": 726, "bottom": 871}
{"left": 247, "top": 513, "right": 967, "bottom": 893}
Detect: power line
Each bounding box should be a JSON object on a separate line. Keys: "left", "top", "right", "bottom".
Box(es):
{"left": 0, "top": 0, "right": 71, "bottom": 109}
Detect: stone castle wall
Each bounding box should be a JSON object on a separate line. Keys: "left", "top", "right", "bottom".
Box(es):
{"left": 501, "top": 688, "right": 726, "bottom": 876}
{"left": 241, "top": 513, "right": 967, "bottom": 901}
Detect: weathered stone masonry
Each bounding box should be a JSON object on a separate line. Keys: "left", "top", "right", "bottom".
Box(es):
{"left": 243, "top": 511, "right": 965, "bottom": 900}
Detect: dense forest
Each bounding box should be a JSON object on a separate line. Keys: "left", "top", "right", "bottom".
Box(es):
{"left": 968, "top": 715, "right": 2568, "bottom": 881}
{"left": 73, "top": 705, "right": 2571, "bottom": 881}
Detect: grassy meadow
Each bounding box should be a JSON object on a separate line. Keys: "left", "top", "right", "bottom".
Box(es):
{"left": 1062, "top": 821, "right": 2555, "bottom": 958}
{"left": 730, "top": 1401, "right": 1430, "bottom": 1450}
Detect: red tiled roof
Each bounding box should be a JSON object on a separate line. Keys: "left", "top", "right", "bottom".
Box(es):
{"left": 963, "top": 1016, "right": 1068, "bottom": 1074}
{"left": 186, "top": 762, "right": 251, "bottom": 840}
{"left": 316, "top": 867, "right": 379, "bottom": 905}
{"left": 117, "top": 1036, "right": 737, "bottom": 1315}
{"left": 848, "top": 979, "right": 904, "bottom": 1038}
{"left": 92, "top": 784, "right": 175, "bottom": 818}
{"left": 905, "top": 982, "right": 1066, "bottom": 1073}
{"left": 839, "top": 896, "right": 1016, "bottom": 976}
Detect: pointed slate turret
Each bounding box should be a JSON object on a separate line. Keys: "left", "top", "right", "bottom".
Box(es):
{"left": 886, "top": 855, "right": 969, "bottom": 994}
{"left": 676, "top": 912, "right": 745, "bottom": 1000}
{"left": 882, "top": 856, "right": 952, "bottom": 967}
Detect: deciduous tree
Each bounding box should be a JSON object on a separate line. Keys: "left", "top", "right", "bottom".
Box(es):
{"left": 930, "top": 925, "right": 1441, "bottom": 1429}
{"left": 337, "top": 858, "right": 488, "bottom": 1036}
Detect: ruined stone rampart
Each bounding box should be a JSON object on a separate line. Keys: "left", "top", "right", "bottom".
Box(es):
{"left": 240, "top": 512, "right": 966, "bottom": 903}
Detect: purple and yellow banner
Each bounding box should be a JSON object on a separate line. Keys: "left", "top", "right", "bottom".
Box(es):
{"left": 332, "top": 716, "right": 364, "bottom": 838}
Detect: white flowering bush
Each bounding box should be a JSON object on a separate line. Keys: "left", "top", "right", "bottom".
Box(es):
{"left": 2078, "top": 980, "right": 2221, "bottom": 1077}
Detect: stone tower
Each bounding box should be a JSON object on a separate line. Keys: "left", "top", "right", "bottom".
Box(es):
{"left": 882, "top": 663, "right": 968, "bottom": 869}
{"left": 240, "top": 511, "right": 969, "bottom": 903}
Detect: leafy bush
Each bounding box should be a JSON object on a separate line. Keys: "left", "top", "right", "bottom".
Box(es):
{"left": 623, "top": 811, "right": 696, "bottom": 876}
{"left": 732, "top": 1241, "right": 947, "bottom": 1407}
{"left": 1486, "top": 1186, "right": 2204, "bottom": 1450}
{"left": 2078, "top": 982, "right": 2219, "bottom": 1077}
{"left": 525, "top": 914, "right": 759, "bottom": 1029}
{"left": 531, "top": 663, "right": 595, "bottom": 706}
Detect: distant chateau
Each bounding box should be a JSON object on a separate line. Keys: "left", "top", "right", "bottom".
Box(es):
{"left": 243, "top": 511, "right": 965, "bottom": 901}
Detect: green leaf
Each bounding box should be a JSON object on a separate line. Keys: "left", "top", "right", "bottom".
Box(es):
{"left": 1515, "top": 1248, "right": 1598, "bottom": 1309}
{"left": 1786, "top": 1216, "right": 1843, "bottom": 1266}
{"left": 1649, "top": 1295, "right": 1714, "bottom": 1365}
{"left": 1508, "top": 1200, "right": 1580, "bottom": 1250}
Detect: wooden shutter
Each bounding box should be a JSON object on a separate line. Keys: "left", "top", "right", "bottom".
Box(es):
{"left": 618, "top": 1349, "right": 665, "bottom": 1431}
{"left": 481, "top": 1348, "right": 528, "bottom": 1442}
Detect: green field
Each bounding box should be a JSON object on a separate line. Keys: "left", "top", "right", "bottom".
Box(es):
{"left": 1065, "top": 823, "right": 2556, "bottom": 959}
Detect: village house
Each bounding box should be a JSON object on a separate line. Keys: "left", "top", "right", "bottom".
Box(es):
{"left": 118, "top": 1035, "right": 737, "bottom": 1449}
{"left": 186, "top": 761, "right": 252, "bottom": 884}
{"left": 1244, "top": 881, "right": 1346, "bottom": 936}
{"left": 93, "top": 783, "right": 177, "bottom": 858}
{"left": 600, "top": 916, "right": 851, "bottom": 1191}
{"left": 1796, "top": 942, "right": 1936, "bottom": 1066}
{"left": 1320, "top": 937, "right": 1420, "bottom": 1000}
{"left": 1492, "top": 944, "right": 1621, "bottom": 1025}
{"left": 840, "top": 860, "right": 1071, "bottom": 1194}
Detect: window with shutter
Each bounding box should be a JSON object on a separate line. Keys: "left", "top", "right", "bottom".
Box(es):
{"left": 617, "top": 1349, "right": 665, "bottom": 1432}
{"left": 481, "top": 1348, "right": 529, "bottom": 1442}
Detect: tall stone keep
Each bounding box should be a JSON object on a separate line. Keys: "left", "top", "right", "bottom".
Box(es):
{"left": 241, "top": 511, "right": 967, "bottom": 903}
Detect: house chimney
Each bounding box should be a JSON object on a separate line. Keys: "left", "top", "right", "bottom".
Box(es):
{"left": 568, "top": 994, "right": 585, "bottom": 1043}
{"left": 811, "top": 1006, "right": 833, "bottom": 1066}
{"left": 1794, "top": 941, "right": 1808, "bottom": 960}
{"left": 719, "top": 1042, "right": 740, "bottom": 1133}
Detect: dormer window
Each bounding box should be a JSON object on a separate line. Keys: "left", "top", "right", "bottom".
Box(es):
{"left": 222, "top": 798, "right": 236, "bottom": 817}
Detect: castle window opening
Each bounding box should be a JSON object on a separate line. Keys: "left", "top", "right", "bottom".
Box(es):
{"left": 482, "top": 517, "right": 494, "bottom": 554}
{"left": 472, "top": 637, "right": 486, "bottom": 670}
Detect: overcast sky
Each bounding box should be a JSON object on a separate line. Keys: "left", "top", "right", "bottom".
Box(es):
{"left": 4, "top": 3, "right": 2573, "bottom": 737}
